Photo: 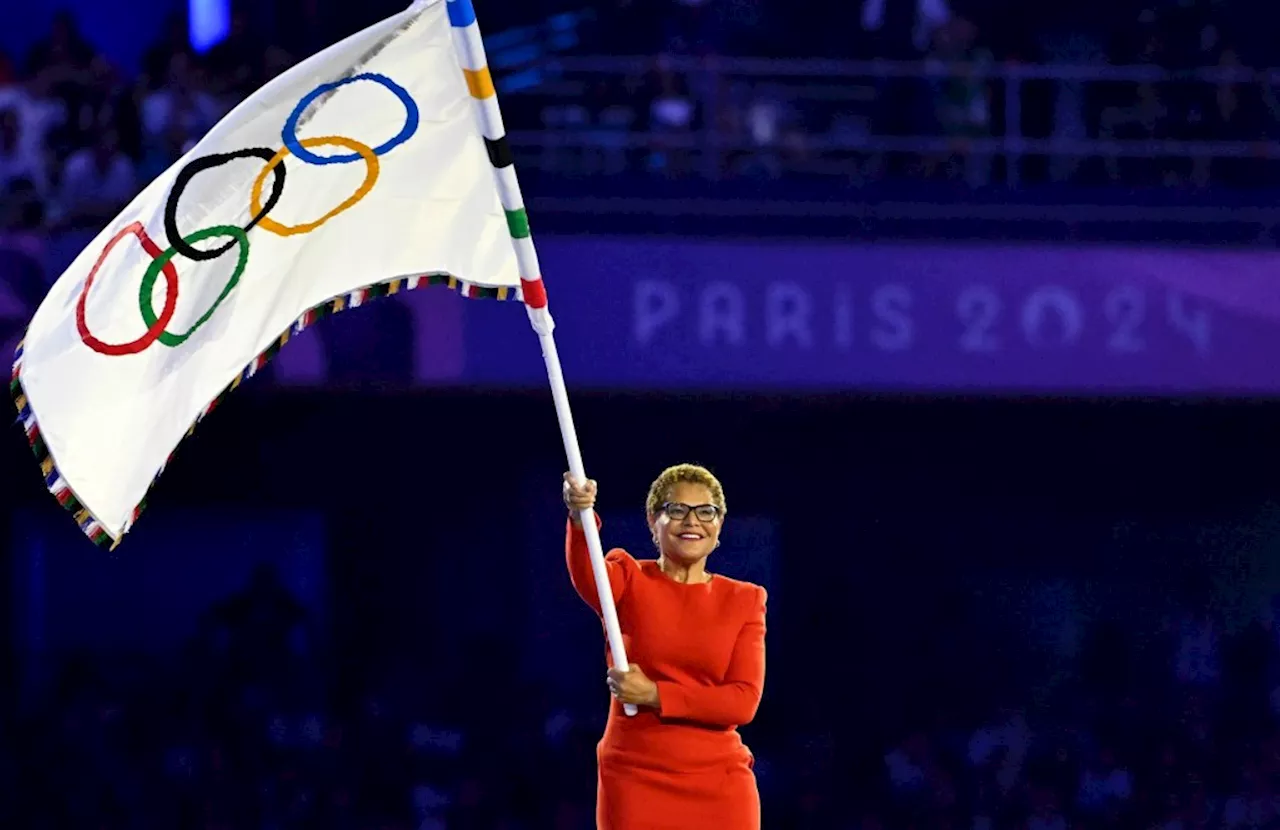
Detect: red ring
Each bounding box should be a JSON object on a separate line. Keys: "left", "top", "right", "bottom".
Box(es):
{"left": 76, "top": 222, "right": 179, "bottom": 356}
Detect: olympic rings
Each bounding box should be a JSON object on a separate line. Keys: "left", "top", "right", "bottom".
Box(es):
{"left": 164, "top": 148, "right": 286, "bottom": 262}
{"left": 79, "top": 71, "right": 420, "bottom": 356}
{"left": 250, "top": 137, "right": 380, "bottom": 237}
{"left": 77, "top": 222, "right": 180, "bottom": 357}
{"left": 281, "top": 73, "right": 419, "bottom": 166}
{"left": 138, "top": 226, "right": 251, "bottom": 347}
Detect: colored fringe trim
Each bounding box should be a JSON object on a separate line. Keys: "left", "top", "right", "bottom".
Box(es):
{"left": 10, "top": 271, "right": 521, "bottom": 549}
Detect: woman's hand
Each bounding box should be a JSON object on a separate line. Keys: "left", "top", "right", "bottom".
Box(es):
{"left": 607, "top": 663, "right": 660, "bottom": 709}
{"left": 563, "top": 473, "right": 597, "bottom": 525}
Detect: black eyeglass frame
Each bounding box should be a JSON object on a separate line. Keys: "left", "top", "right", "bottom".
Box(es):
{"left": 661, "top": 502, "right": 722, "bottom": 522}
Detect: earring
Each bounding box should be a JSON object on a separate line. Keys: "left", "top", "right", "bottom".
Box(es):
{"left": 714, "top": 540, "right": 721, "bottom": 549}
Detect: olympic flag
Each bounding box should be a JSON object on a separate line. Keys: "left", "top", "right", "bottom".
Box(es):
{"left": 11, "top": 0, "right": 537, "bottom": 545}
{"left": 13, "top": 0, "right": 639, "bottom": 717}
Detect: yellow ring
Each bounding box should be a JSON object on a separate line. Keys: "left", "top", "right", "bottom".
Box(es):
{"left": 250, "top": 136, "right": 380, "bottom": 237}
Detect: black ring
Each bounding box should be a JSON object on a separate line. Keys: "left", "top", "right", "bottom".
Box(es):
{"left": 164, "top": 148, "right": 287, "bottom": 262}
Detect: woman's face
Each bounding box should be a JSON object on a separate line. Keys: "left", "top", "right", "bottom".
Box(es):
{"left": 648, "top": 481, "right": 722, "bottom": 565}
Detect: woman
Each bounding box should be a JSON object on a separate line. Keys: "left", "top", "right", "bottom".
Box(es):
{"left": 562, "top": 463, "right": 767, "bottom": 830}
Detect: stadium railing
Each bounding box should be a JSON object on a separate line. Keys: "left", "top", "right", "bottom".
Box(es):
{"left": 494, "top": 55, "right": 1280, "bottom": 236}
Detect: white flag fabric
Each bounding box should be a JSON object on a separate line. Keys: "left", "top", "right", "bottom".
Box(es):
{"left": 12, "top": 0, "right": 543, "bottom": 546}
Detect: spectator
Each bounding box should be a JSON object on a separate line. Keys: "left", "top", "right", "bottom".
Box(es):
{"left": 1191, "top": 46, "right": 1270, "bottom": 188}
{"left": 0, "top": 107, "right": 48, "bottom": 198}
{"left": 24, "top": 9, "right": 96, "bottom": 158}
{"left": 644, "top": 55, "right": 700, "bottom": 176}
{"left": 52, "top": 128, "right": 137, "bottom": 229}
{"left": 141, "top": 13, "right": 197, "bottom": 92}
{"left": 139, "top": 119, "right": 193, "bottom": 183}
{"left": 737, "top": 83, "right": 806, "bottom": 180}
{"left": 1099, "top": 27, "right": 1171, "bottom": 187}
{"left": 204, "top": 9, "right": 268, "bottom": 99}
{"left": 860, "top": 0, "right": 952, "bottom": 60}
{"left": 24, "top": 9, "right": 95, "bottom": 80}
{"left": 0, "top": 79, "right": 64, "bottom": 179}
{"left": 74, "top": 56, "right": 143, "bottom": 161}
{"left": 0, "top": 194, "right": 47, "bottom": 358}
{"left": 927, "top": 16, "right": 994, "bottom": 187}
{"left": 137, "top": 47, "right": 221, "bottom": 181}
{"left": 140, "top": 52, "right": 223, "bottom": 154}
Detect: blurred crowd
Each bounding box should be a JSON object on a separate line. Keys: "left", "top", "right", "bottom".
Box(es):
{"left": 9, "top": 560, "right": 1280, "bottom": 828}
{"left": 3, "top": 1, "right": 1280, "bottom": 238}
{"left": 528, "top": 0, "right": 1280, "bottom": 188}
{"left": 859, "top": 600, "right": 1280, "bottom": 830}
{"left": 0, "top": 9, "right": 295, "bottom": 235}
{"left": 0, "top": 565, "right": 601, "bottom": 830}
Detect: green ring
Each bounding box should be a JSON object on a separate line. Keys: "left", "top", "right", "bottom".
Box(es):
{"left": 139, "top": 225, "right": 250, "bottom": 347}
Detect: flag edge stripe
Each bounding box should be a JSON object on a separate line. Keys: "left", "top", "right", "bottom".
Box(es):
{"left": 9, "top": 271, "right": 520, "bottom": 550}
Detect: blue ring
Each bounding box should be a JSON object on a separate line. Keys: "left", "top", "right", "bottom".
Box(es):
{"left": 282, "top": 73, "right": 420, "bottom": 166}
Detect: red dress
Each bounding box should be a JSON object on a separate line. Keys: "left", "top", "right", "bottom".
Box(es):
{"left": 565, "top": 518, "right": 767, "bottom": 830}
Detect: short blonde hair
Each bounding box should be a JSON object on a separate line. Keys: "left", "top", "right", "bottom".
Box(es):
{"left": 645, "top": 463, "right": 726, "bottom": 517}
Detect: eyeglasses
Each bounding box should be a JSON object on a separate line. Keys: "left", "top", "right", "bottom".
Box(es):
{"left": 662, "top": 502, "right": 721, "bottom": 522}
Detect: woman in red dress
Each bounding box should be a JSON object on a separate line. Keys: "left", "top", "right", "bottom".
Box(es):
{"left": 562, "top": 463, "right": 767, "bottom": 830}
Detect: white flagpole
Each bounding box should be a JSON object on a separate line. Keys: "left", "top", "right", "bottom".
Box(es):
{"left": 535, "top": 326, "right": 639, "bottom": 718}
{"left": 445, "top": 0, "right": 638, "bottom": 716}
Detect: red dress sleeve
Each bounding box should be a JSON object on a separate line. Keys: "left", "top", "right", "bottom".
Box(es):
{"left": 656, "top": 585, "right": 767, "bottom": 727}
{"left": 565, "top": 515, "right": 634, "bottom": 616}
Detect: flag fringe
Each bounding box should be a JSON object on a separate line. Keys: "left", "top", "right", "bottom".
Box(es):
{"left": 9, "top": 271, "right": 520, "bottom": 549}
